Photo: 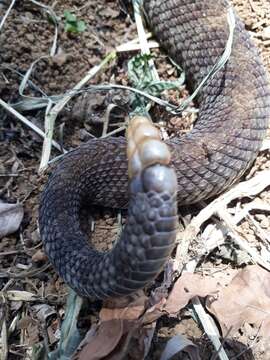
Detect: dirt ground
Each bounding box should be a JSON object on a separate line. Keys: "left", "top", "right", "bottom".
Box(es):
{"left": 1, "top": 0, "right": 270, "bottom": 359}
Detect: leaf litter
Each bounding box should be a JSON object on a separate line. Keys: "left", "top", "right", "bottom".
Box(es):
{"left": 0, "top": 202, "right": 24, "bottom": 238}
{"left": 206, "top": 265, "right": 270, "bottom": 339}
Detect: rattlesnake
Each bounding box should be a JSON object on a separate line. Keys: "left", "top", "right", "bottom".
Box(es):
{"left": 39, "top": 0, "right": 270, "bottom": 299}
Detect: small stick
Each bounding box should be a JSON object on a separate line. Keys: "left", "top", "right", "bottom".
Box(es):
{"left": 175, "top": 169, "right": 270, "bottom": 268}
{"left": 219, "top": 209, "right": 270, "bottom": 271}
{"left": 116, "top": 40, "right": 159, "bottom": 53}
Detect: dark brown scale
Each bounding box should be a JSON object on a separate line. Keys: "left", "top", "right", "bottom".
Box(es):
{"left": 39, "top": 0, "right": 270, "bottom": 299}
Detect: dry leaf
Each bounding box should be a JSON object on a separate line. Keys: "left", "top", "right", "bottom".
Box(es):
{"left": 73, "top": 319, "right": 132, "bottom": 360}
{"left": 0, "top": 202, "right": 24, "bottom": 238}
{"left": 75, "top": 293, "right": 156, "bottom": 360}
{"left": 74, "top": 271, "right": 222, "bottom": 360}
{"left": 74, "top": 320, "right": 156, "bottom": 360}
{"left": 32, "top": 303, "right": 57, "bottom": 322}
{"left": 206, "top": 265, "right": 270, "bottom": 338}
{"left": 100, "top": 292, "right": 147, "bottom": 322}
{"left": 164, "top": 273, "right": 220, "bottom": 315}
{"left": 47, "top": 318, "right": 61, "bottom": 345}
{"left": 142, "top": 297, "right": 167, "bottom": 324}
{"left": 6, "top": 290, "right": 39, "bottom": 302}
{"left": 32, "top": 249, "right": 48, "bottom": 263}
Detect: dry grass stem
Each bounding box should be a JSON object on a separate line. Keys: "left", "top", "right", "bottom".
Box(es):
{"left": 39, "top": 51, "right": 117, "bottom": 172}
{"left": 192, "top": 297, "right": 229, "bottom": 360}
{"left": 0, "top": 293, "right": 8, "bottom": 360}
{"left": 0, "top": 0, "right": 16, "bottom": 32}
{"left": 28, "top": 0, "right": 58, "bottom": 56}
{"left": 133, "top": 0, "right": 159, "bottom": 81}
{"left": 0, "top": 99, "right": 64, "bottom": 153}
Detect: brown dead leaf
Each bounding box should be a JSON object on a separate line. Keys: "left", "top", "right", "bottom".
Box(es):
{"left": 74, "top": 292, "right": 157, "bottom": 360}
{"left": 32, "top": 249, "right": 48, "bottom": 263}
{"left": 142, "top": 297, "right": 167, "bottom": 324}
{"left": 74, "top": 320, "right": 155, "bottom": 360}
{"left": 206, "top": 265, "right": 270, "bottom": 338}
{"left": 74, "top": 319, "right": 127, "bottom": 360}
{"left": 164, "top": 273, "right": 220, "bottom": 316}
{"left": 75, "top": 271, "right": 221, "bottom": 360}
{"left": 0, "top": 202, "right": 24, "bottom": 238}
{"left": 149, "top": 259, "right": 176, "bottom": 307}
{"left": 100, "top": 291, "right": 147, "bottom": 322}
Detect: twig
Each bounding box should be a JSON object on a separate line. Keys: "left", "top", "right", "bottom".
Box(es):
{"left": 175, "top": 170, "right": 270, "bottom": 269}
{"left": 101, "top": 125, "right": 126, "bottom": 139}
{"left": 0, "top": 98, "right": 64, "bottom": 153}
{"left": 246, "top": 214, "right": 270, "bottom": 245}
{"left": 211, "top": 327, "right": 234, "bottom": 360}
{"left": 116, "top": 40, "right": 158, "bottom": 53}
{"left": 231, "top": 323, "right": 262, "bottom": 360}
{"left": 1, "top": 64, "right": 49, "bottom": 102}
{"left": 0, "top": 250, "right": 25, "bottom": 256}
{"left": 219, "top": 209, "right": 270, "bottom": 271}
{"left": 101, "top": 104, "right": 117, "bottom": 137}
{"left": 248, "top": 0, "right": 259, "bottom": 13}
{"left": 232, "top": 198, "right": 270, "bottom": 225}
{"left": 0, "top": 263, "right": 51, "bottom": 279}
{"left": 0, "top": 294, "right": 8, "bottom": 360}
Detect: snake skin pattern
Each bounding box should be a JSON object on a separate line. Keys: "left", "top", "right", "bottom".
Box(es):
{"left": 39, "top": 0, "right": 270, "bottom": 299}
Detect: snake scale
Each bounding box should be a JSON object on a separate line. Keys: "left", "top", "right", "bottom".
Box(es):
{"left": 39, "top": 0, "right": 270, "bottom": 299}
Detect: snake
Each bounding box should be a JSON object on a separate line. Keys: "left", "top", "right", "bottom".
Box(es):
{"left": 39, "top": 0, "right": 270, "bottom": 299}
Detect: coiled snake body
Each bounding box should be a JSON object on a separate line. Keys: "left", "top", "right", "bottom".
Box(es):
{"left": 39, "top": 0, "right": 270, "bottom": 299}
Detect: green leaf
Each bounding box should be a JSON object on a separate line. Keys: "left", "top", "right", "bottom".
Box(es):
{"left": 128, "top": 53, "right": 154, "bottom": 90}
{"left": 76, "top": 20, "right": 87, "bottom": 32}
{"left": 146, "top": 77, "right": 185, "bottom": 96}
{"left": 48, "top": 290, "right": 84, "bottom": 359}
{"left": 63, "top": 10, "right": 86, "bottom": 33}
{"left": 64, "top": 10, "right": 76, "bottom": 23}
{"left": 64, "top": 23, "right": 77, "bottom": 33}
{"left": 128, "top": 53, "right": 184, "bottom": 112}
